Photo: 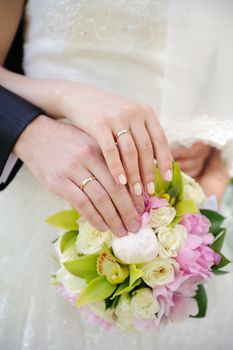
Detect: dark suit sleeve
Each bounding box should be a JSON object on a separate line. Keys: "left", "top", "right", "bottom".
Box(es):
{"left": 0, "top": 86, "right": 43, "bottom": 190}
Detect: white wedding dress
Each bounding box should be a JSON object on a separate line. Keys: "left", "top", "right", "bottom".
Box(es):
{"left": 0, "top": 1, "right": 233, "bottom": 349}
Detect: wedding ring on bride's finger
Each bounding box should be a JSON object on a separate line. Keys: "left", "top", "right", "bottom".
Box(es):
{"left": 115, "top": 128, "right": 131, "bottom": 142}
{"left": 79, "top": 176, "right": 97, "bottom": 191}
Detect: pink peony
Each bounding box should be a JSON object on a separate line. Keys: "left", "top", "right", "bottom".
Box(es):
{"left": 181, "top": 213, "right": 211, "bottom": 236}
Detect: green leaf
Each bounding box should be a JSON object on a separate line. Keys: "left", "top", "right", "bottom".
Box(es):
{"left": 212, "top": 269, "right": 229, "bottom": 275}
{"left": 76, "top": 276, "right": 117, "bottom": 307}
{"left": 64, "top": 254, "right": 99, "bottom": 282}
{"left": 192, "top": 284, "right": 207, "bottom": 318}
{"left": 129, "top": 264, "right": 144, "bottom": 286}
{"left": 170, "top": 162, "right": 183, "bottom": 202}
{"left": 111, "top": 278, "right": 141, "bottom": 299}
{"left": 60, "top": 231, "right": 78, "bottom": 253}
{"left": 46, "top": 209, "right": 80, "bottom": 230}
{"left": 175, "top": 199, "right": 198, "bottom": 217}
{"left": 154, "top": 166, "right": 170, "bottom": 193}
{"left": 213, "top": 252, "right": 231, "bottom": 269}
{"left": 210, "top": 229, "right": 226, "bottom": 253}
{"left": 200, "top": 209, "right": 225, "bottom": 236}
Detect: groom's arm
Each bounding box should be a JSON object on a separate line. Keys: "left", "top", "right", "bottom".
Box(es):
{"left": 0, "top": 86, "right": 43, "bottom": 190}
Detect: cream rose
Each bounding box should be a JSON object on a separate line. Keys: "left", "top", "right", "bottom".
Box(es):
{"left": 140, "top": 257, "right": 178, "bottom": 287}
{"left": 114, "top": 295, "right": 134, "bottom": 331}
{"left": 150, "top": 207, "right": 176, "bottom": 228}
{"left": 76, "top": 219, "right": 112, "bottom": 255}
{"left": 131, "top": 288, "right": 159, "bottom": 319}
{"left": 112, "top": 225, "right": 159, "bottom": 264}
{"left": 182, "top": 173, "right": 206, "bottom": 206}
{"left": 90, "top": 301, "right": 114, "bottom": 323}
{"left": 56, "top": 267, "right": 86, "bottom": 294}
{"left": 157, "top": 224, "right": 187, "bottom": 258}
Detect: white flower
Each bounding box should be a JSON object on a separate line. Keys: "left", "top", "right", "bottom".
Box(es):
{"left": 90, "top": 301, "right": 114, "bottom": 323}
{"left": 157, "top": 224, "right": 187, "bottom": 258}
{"left": 140, "top": 257, "right": 178, "bottom": 288}
{"left": 131, "top": 288, "right": 159, "bottom": 319}
{"left": 114, "top": 295, "right": 134, "bottom": 331}
{"left": 150, "top": 207, "right": 176, "bottom": 228}
{"left": 182, "top": 173, "right": 206, "bottom": 206}
{"left": 56, "top": 267, "right": 86, "bottom": 294}
{"left": 76, "top": 219, "right": 112, "bottom": 255}
{"left": 112, "top": 225, "right": 159, "bottom": 264}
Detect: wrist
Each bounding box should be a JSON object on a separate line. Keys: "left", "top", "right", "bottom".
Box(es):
{"left": 13, "top": 115, "right": 51, "bottom": 161}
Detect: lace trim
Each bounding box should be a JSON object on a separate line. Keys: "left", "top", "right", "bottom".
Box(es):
{"left": 164, "top": 115, "right": 233, "bottom": 176}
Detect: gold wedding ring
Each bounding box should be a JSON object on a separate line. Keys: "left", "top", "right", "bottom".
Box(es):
{"left": 115, "top": 128, "right": 131, "bottom": 141}
{"left": 79, "top": 176, "right": 96, "bottom": 190}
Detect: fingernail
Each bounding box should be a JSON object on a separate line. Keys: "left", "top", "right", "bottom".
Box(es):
{"left": 119, "top": 174, "right": 127, "bottom": 185}
{"left": 165, "top": 170, "right": 173, "bottom": 181}
{"left": 129, "top": 219, "right": 140, "bottom": 233}
{"left": 136, "top": 205, "right": 144, "bottom": 215}
{"left": 100, "top": 223, "right": 109, "bottom": 232}
{"left": 134, "top": 182, "right": 142, "bottom": 196}
{"left": 147, "top": 182, "right": 155, "bottom": 194}
{"left": 116, "top": 226, "right": 127, "bottom": 237}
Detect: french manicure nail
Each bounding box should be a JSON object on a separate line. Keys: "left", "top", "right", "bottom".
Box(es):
{"left": 129, "top": 219, "right": 140, "bottom": 233}
{"left": 134, "top": 182, "right": 142, "bottom": 196}
{"left": 119, "top": 174, "right": 127, "bottom": 185}
{"left": 147, "top": 181, "right": 155, "bottom": 194}
{"left": 165, "top": 170, "right": 173, "bottom": 181}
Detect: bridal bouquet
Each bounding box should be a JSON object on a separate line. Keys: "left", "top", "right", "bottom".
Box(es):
{"left": 47, "top": 163, "right": 230, "bottom": 332}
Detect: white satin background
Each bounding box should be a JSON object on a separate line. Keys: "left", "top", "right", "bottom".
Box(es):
{"left": 0, "top": 1, "right": 233, "bottom": 349}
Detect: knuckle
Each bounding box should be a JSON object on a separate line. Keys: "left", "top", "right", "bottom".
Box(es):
{"left": 94, "top": 189, "right": 109, "bottom": 205}
{"left": 109, "top": 183, "right": 125, "bottom": 196}
{"left": 76, "top": 195, "right": 89, "bottom": 210}
{"left": 103, "top": 144, "right": 117, "bottom": 157}
{"left": 79, "top": 144, "right": 94, "bottom": 158}
{"left": 124, "top": 142, "right": 137, "bottom": 157}
{"left": 140, "top": 141, "right": 153, "bottom": 154}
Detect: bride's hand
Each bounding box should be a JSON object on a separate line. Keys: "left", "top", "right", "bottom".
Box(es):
{"left": 14, "top": 115, "right": 143, "bottom": 237}
{"left": 172, "top": 142, "right": 212, "bottom": 179}
{"left": 198, "top": 150, "right": 230, "bottom": 202}
{"left": 55, "top": 82, "right": 173, "bottom": 194}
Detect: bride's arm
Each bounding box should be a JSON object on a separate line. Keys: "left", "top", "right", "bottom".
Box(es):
{"left": 0, "top": 2, "right": 173, "bottom": 195}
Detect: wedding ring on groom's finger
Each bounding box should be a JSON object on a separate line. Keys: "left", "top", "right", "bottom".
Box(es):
{"left": 79, "top": 176, "right": 97, "bottom": 191}
{"left": 115, "top": 128, "right": 131, "bottom": 142}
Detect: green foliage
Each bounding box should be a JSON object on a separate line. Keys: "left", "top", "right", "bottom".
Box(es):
{"left": 192, "top": 284, "right": 207, "bottom": 318}
{"left": 210, "top": 229, "right": 226, "bottom": 252}
{"left": 76, "top": 276, "right": 117, "bottom": 307}
{"left": 129, "top": 264, "right": 144, "bottom": 286}
{"left": 154, "top": 166, "right": 170, "bottom": 194}
{"left": 200, "top": 209, "right": 225, "bottom": 236}
{"left": 175, "top": 199, "right": 198, "bottom": 217}
{"left": 64, "top": 254, "right": 99, "bottom": 282}
{"left": 60, "top": 231, "right": 78, "bottom": 253}
{"left": 46, "top": 209, "right": 80, "bottom": 230}
{"left": 111, "top": 278, "right": 142, "bottom": 299}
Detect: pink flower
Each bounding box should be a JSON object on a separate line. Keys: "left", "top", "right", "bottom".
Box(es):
{"left": 56, "top": 284, "right": 77, "bottom": 305}
{"left": 181, "top": 214, "right": 210, "bottom": 236}
{"left": 141, "top": 193, "right": 168, "bottom": 227}
{"left": 79, "top": 305, "right": 114, "bottom": 331}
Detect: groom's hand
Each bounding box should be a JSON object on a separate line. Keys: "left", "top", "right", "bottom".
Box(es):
{"left": 13, "top": 115, "right": 144, "bottom": 237}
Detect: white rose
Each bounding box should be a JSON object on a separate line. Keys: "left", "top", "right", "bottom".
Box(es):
{"left": 56, "top": 267, "right": 86, "bottom": 294}
{"left": 114, "top": 295, "right": 134, "bottom": 331}
{"left": 131, "top": 288, "right": 159, "bottom": 319}
{"left": 140, "top": 257, "right": 178, "bottom": 287}
{"left": 112, "top": 225, "right": 159, "bottom": 264}
{"left": 182, "top": 173, "right": 206, "bottom": 206}
{"left": 76, "top": 219, "right": 112, "bottom": 255}
{"left": 150, "top": 207, "right": 176, "bottom": 228}
{"left": 90, "top": 301, "right": 114, "bottom": 323}
{"left": 157, "top": 224, "right": 187, "bottom": 258}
